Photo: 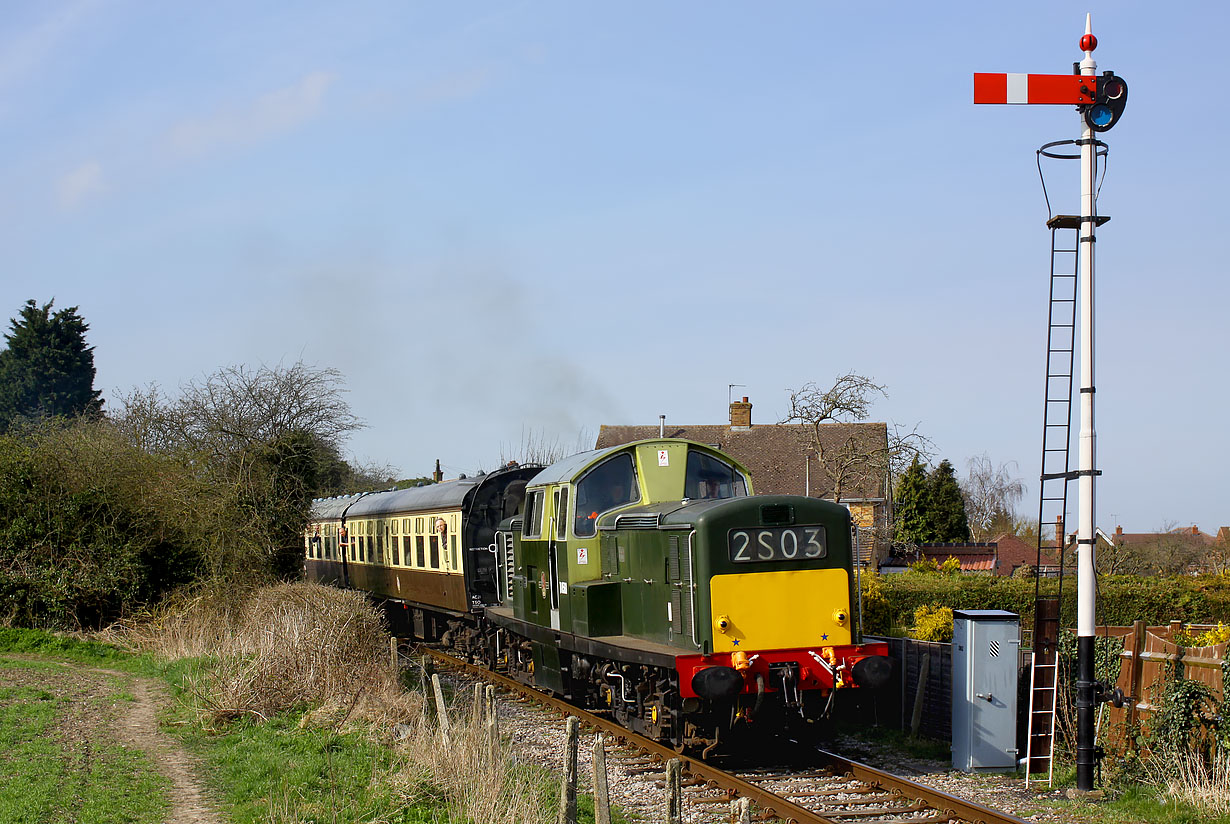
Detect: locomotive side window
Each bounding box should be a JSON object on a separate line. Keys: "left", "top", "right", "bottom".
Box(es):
{"left": 573, "top": 454, "right": 639, "bottom": 538}
{"left": 524, "top": 490, "right": 544, "bottom": 538}
{"left": 685, "top": 452, "right": 748, "bottom": 501}
{"left": 555, "top": 487, "right": 569, "bottom": 541}
{"left": 727, "top": 525, "right": 826, "bottom": 563}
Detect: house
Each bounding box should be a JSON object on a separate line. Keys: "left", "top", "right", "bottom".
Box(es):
{"left": 994, "top": 532, "right": 1062, "bottom": 577}
{"left": 1103, "top": 524, "right": 1230, "bottom": 574}
{"left": 595, "top": 397, "right": 891, "bottom": 565}
{"left": 879, "top": 542, "right": 998, "bottom": 574}
{"left": 879, "top": 533, "right": 1061, "bottom": 576}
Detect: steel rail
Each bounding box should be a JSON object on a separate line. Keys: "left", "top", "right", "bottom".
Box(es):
{"left": 414, "top": 645, "right": 1031, "bottom": 824}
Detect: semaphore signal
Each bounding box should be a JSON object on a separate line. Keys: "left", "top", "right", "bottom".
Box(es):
{"left": 974, "top": 13, "right": 1127, "bottom": 795}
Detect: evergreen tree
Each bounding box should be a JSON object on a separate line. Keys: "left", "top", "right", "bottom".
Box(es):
{"left": 0, "top": 300, "right": 103, "bottom": 431}
{"left": 893, "top": 454, "right": 932, "bottom": 544}
{"left": 928, "top": 459, "right": 971, "bottom": 542}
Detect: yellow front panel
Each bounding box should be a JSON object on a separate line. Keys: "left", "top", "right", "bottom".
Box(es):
{"left": 709, "top": 569, "right": 851, "bottom": 653}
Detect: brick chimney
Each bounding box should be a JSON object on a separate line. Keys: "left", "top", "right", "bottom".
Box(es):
{"left": 1115, "top": 525, "right": 1123, "bottom": 537}
{"left": 729, "top": 396, "right": 752, "bottom": 430}
{"left": 1191, "top": 525, "right": 1200, "bottom": 535}
{"left": 1055, "top": 516, "right": 1064, "bottom": 547}
{"left": 433, "top": 458, "right": 443, "bottom": 484}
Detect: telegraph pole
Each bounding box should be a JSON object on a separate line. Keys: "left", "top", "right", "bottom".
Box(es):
{"left": 974, "top": 15, "right": 1128, "bottom": 792}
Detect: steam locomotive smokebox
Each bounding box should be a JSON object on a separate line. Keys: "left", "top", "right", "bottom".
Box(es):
{"left": 951, "top": 610, "right": 1019, "bottom": 773}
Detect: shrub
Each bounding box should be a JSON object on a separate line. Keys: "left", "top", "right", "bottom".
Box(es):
{"left": 911, "top": 605, "right": 953, "bottom": 642}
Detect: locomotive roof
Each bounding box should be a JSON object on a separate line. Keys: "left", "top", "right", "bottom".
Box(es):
{"left": 528, "top": 439, "right": 742, "bottom": 488}
{"left": 594, "top": 493, "right": 851, "bottom": 529}
{"left": 311, "top": 464, "right": 538, "bottom": 520}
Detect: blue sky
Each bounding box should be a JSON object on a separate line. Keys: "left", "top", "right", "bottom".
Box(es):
{"left": 3, "top": 2, "right": 1227, "bottom": 534}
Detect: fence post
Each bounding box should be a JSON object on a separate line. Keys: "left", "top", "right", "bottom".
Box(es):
{"left": 1125, "top": 620, "right": 1146, "bottom": 747}
{"left": 390, "top": 636, "right": 399, "bottom": 675}
{"left": 730, "top": 796, "right": 751, "bottom": 824}
{"left": 558, "top": 717, "right": 579, "bottom": 824}
{"left": 472, "top": 683, "right": 485, "bottom": 724}
{"left": 486, "top": 685, "right": 499, "bottom": 757}
{"left": 592, "top": 732, "right": 611, "bottom": 824}
{"left": 431, "top": 673, "right": 451, "bottom": 746}
{"left": 666, "top": 758, "right": 683, "bottom": 824}
{"left": 910, "top": 653, "right": 931, "bottom": 739}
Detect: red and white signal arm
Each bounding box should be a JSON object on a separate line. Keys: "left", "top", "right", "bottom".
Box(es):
{"left": 974, "top": 73, "right": 1095, "bottom": 105}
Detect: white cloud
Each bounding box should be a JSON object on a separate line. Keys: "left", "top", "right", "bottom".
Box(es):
{"left": 57, "top": 160, "right": 104, "bottom": 208}
{"left": 166, "top": 71, "right": 335, "bottom": 157}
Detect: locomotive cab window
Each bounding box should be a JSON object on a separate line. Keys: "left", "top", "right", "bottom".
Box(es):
{"left": 684, "top": 452, "right": 748, "bottom": 501}
{"left": 573, "top": 454, "right": 639, "bottom": 538}
{"left": 523, "top": 490, "right": 545, "bottom": 538}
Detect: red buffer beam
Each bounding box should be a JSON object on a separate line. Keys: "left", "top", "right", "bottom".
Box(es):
{"left": 974, "top": 73, "right": 1095, "bottom": 105}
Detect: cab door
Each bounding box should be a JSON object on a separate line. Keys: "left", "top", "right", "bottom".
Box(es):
{"left": 548, "top": 487, "right": 569, "bottom": 631}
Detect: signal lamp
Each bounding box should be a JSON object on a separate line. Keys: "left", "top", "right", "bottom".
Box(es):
{"left": 1085, "top": 71, "right": 1128, "bottom": 132}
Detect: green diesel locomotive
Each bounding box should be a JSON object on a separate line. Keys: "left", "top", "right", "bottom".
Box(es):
{"left": 306, "top": 437, "right": 890, "bottom": 752}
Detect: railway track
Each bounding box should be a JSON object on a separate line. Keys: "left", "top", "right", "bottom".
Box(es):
{"left": 412, "top": 644, "right": 1031, "bottom": 824}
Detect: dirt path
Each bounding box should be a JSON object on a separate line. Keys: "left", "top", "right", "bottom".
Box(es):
{"left": 1, "top": 657, "right": 222, "bottom": 824}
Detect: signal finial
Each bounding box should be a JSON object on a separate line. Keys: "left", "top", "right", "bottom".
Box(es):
{"left": 1080, "top": 13, "right": 1097, "bottom": 53}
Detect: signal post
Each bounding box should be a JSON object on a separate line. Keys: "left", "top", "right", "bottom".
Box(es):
{"left": 975, "top": 15, "right": 1127, "bottom": 793}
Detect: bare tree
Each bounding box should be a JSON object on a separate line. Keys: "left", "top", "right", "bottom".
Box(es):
{"left": 962, "top": 454, "right": 1027, "bottom": 541}
{"left": 113, "top": 361, "right": 364, "bottom": 580}
{"left": 782, "top": 372, "right": 935, "bottom": 502}
{"left": 499, "top": 426, "right": 592, "bottom": 467}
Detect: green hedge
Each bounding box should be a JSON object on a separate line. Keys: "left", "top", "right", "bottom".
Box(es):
{"left": 861, "top": 572, "right": 1230, "bottom": 636}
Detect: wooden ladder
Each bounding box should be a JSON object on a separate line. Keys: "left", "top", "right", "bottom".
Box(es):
{"left": 1025, "top": 596, "right": 1061, "bottom": 786}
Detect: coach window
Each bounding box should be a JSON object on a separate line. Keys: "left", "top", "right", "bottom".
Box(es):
{"left": 430, "top": 535, "right": 440, "bottom": 570}
{"left": 416, "top": 535, "right": 426, "bottom": 568}
{"left": 574, "top": 454, "right": 639, "bottom": 538}
{"left": 523, "top": 490, "right": 544, "bottom": 538}
{"left": 450, "top": 535, "right": 458, "bottom": 572}
{"left": 684, "top": 452, "right": 748, "bottom": 501}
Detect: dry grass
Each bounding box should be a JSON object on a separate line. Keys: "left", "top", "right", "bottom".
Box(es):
{"left": 1147, "top": 747, "right": 1230, "bottom": 816}
{"left": 106, "top": 582, "right": 559, "bottom": 823}
{"left": 110, "top": 581, "right": 413, "bottom": 725}
{"left": 390, "top": 683, "right": 554, "bottom": 824}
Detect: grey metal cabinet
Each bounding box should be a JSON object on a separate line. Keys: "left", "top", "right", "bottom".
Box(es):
{"left": 951, "top": 609, "right": 1019, "bottom": 772}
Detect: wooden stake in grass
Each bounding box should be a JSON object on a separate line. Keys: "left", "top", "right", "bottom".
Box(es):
{"left": 558, "top": 716, "right": 579, "bottom": 824}
{"left": 485, "top": 685, "right": 498, "bottom": 757}
{"left": 431, "top": 673, "right": 451, "bottom": 746}
{"left": 472, "top": 682, "right": 485, "bottom": 725}
{"left": 592, "top": 732, "right": 611, "bottom": 824}
{"left": 666, "top": 757, "right": 683, "bottom": 824}
{"left": 390, "top": 636, "right": 399, "bottom": 674}
{"left": 730, "top": 796, "right": 751, "bottom": 824}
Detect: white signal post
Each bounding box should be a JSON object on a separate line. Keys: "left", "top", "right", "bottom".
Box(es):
{"left": 1075, "top": 14, "right": 1100, "bottom": 794}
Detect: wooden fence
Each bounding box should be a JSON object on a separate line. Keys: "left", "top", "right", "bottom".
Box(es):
{"left": 1101, "top": 621, "right": 1227, "bottom": 753}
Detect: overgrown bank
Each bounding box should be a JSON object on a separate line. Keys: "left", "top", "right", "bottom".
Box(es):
{"left": 1, "top": 583, "right": 617, "bottom": 824}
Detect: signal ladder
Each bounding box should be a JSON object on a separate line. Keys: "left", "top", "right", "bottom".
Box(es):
{"left": 1024, "top": 213, "right": 1108, "bottom": 786}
